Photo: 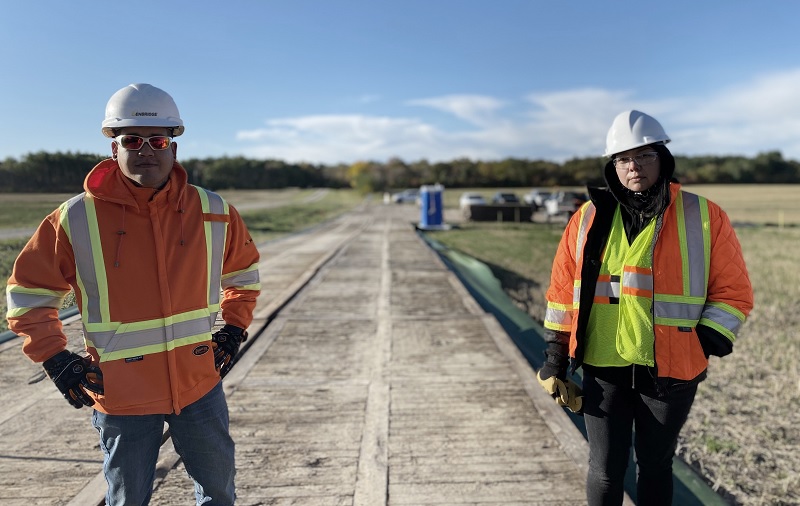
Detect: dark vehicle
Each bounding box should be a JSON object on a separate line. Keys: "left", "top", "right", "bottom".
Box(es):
{"left": 491, "top": 192, "right": 520, "bottom": 204}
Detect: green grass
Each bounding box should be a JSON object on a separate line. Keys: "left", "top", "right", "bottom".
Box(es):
{"left": 239, "top": 189, "right": 364, "bottom": 243}
{"left": 0, "top": 238, "right": 29, "bottom": 333}
{"left": 427, "top": 221, "right": 562, "bottom": 283}
{"left": 0, "top": 193, "right": 75, "bottom": 229}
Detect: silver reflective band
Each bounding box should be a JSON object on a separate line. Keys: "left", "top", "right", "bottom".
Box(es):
{"left": 222, "top": 269, "right": 260, "bottom": 289}
{"left": 6, "top": 291, "right": 65, "bottom": 311}
{"left": 701, "top": 304, "right": 744, "bottom": 335}
{"left": 595, "top": 280, "right": 621, "bottom": 298}
{"left": 545, "top": 306, "right": 573, "bottom": 326}
{"left": 85, "top": 316, "right": 213, "bottom": 353}
{"left": 622, "top": 271, "right": 653, "bottom": 291}
{"left": 680, "top": 192, "right": 708, "bottom": 298}
{"left": 65, "top": 194, "right": 105, "bottom": 324}
{"left": 654, "top": 300, "right": 704, "bottom": 321}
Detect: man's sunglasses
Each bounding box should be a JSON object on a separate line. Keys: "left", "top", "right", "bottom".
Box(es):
{"left": 115, "top": 135, "right": 172, "bottom": 151}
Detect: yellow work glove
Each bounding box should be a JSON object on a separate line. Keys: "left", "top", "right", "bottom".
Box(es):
{"left": 536, "top": 370, "right": 583, "bottom": 414}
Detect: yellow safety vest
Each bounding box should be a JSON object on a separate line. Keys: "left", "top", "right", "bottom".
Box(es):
{"left": 584, "top": 207, "right": 658, "bottom": 367}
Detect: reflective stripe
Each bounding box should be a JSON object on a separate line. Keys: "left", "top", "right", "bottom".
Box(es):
{"left": 222, "top": 264, "right": 260, "bottom": 289}
{"left": 621, "top": 267, "right": 653, "bottom": 297}
{"left": 565, "top": 204, "right": 595, "bottom": 310}
{"left": 700, "top": 303, "right": 745, "bottom": 337}
{"left": 6, "top": 286, "right": 67, "bottom": 311}
{"left": 544, "top": 301, "right": 573, "bottom": 331}
{"left": 622, "top": 269, "right": 652, "bottom": 291}
{"left": 62, "top": 194, "right": 109, "bottom": 324}
{"left": 679, "top": 193, "right": 709, "bottom": 298}
{"left": 101, "top": 335, "right": 210, "bottom": 362}
{"left": 575, "top": 203, "right": 594, "bottom": 264}
{"left": 654, "top": 299, "right": 704, "bottom": 322}
{"left": 86, "top": 315, "right": 213, "bottom": 360}
{"left": 194, "top": 186, "right": 227, "bottom": 309}
{"left": 595, "top": 275, "right": 621, "bottom": 298}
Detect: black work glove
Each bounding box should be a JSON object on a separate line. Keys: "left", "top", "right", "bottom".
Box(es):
{"left": 42, "top": 350, "right": 104, "bottom": 409}
{"left": 211, "top": 324, "right": 248, "bottom": 376}
{"left": 536, "top": 332, "right": 583, "bottom": 414}
{"left": 539, "top": 337, "right": 570, "bottom": 381}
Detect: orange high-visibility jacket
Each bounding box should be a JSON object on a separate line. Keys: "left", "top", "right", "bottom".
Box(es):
{"left": 7, "top": 159, "right": 261, "bottom": 415}
{"left": 544, "top": 183, "right": 753, "bottom": 382}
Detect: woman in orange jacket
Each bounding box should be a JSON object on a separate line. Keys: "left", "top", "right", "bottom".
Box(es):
{"left": 538, "top": 110, "right": 753, "bottom": 506}
{"left": 6, "top": 84, "right": 261, "bottom": 505}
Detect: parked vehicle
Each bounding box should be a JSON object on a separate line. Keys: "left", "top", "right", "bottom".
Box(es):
{"left": 391, "top": 189, "right": 420, "bottom": 204}
{"left": 459, "top": 192, "right": 486, "bottom": 219}
{"left": 523, "top": 188, "right": 553, "bottom": 209}
{"left": 544, "top": 191, "right": 589, "bottom": 218}
{"left": 459, "top": 192, "right": 486, "bottom": 209}
{"left": 491, "top": 192, "right": 520, "bottom": 204}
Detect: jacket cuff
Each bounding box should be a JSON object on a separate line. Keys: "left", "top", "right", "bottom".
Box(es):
{"left": 696, "top": 324, "right": 733, "bottom": 358}
{"left": 541, "top": 330, "right": 570, "bottom": 379}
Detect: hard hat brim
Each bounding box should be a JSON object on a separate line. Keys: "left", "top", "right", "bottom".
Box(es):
{"left": 102, "top": 118, "right": 184, "bottom": 138}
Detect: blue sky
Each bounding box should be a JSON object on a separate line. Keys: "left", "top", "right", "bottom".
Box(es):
{"left": 2, "top": 1, "right": 800, "bottom": 165}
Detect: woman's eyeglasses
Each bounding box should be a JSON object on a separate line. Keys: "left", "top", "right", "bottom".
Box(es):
{"left": 613, "top": 152, "right": 658, "bottom": 169}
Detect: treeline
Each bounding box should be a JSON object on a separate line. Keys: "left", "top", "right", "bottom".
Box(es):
{"left": 1, "top": 150, "right": 799, "bottom": 193}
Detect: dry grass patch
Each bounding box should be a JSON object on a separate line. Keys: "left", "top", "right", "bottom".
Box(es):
{"left": 678, "top": 227, "right": 800, "bottom": 505}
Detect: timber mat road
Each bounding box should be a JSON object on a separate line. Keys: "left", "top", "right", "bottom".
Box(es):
{"left": 0, "top": 201, "right": 632, "bottom": 505}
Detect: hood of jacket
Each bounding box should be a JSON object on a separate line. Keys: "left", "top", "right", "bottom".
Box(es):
{"left": 601, "top": 143, "right": 676, "bottom": 234}
{"left": 84, "top": 158, "right": 189, "bottom": 212}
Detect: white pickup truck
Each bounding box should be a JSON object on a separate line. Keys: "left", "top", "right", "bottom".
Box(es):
{"left": 544, "top": 191, "right": 589, "bottom": 219}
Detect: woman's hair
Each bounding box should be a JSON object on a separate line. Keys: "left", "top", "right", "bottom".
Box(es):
{"left": 651, "top": 143, "right": 676, "bottom": 182}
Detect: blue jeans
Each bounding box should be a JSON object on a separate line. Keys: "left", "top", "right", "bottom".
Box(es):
{"left": 92, "top": 381, "right": 235, "bottom": 506}
{"left": 582, "top": 365, "right": 698, "bottom": 506}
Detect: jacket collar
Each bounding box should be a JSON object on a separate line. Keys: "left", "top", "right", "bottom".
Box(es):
{"left": 84, "top": 158, "right": 189, "bottom": 211}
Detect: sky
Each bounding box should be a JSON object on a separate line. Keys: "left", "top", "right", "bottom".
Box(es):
{"left": 2, "top": 1, "right": 800, "bottom": 166}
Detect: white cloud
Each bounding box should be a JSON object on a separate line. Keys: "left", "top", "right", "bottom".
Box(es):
{"left": 406, "top": 95, "right": 507, "bottom": 127}
{"left": 663, "top": 70, "right": 800, "bottom": 156}
{"left": 234, "top": 69, "right": 800, "bottom": 164}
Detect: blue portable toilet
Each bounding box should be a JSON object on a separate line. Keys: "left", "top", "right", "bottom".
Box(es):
{"left": 418, "top": 184, "right": 448, "bottom": 230}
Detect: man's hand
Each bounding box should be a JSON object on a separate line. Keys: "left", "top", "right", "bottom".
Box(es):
{"left": 211, "top": 325, "right": 248, "bottom": 376}
{"left": 537, "top": 370, "right": 583, "bottom": 414}
{"left": 42, "top": 351, "right": 104, "bottom": 409}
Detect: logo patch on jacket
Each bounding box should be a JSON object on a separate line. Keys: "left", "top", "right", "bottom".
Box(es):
{"left": 193, "top": 344, "right": 210, "bottom": 356}
{"left": 125, "top": 356, "right": 144, "bottom": 363}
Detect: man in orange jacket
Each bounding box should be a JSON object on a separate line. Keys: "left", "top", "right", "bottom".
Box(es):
{"left": 6, "top": 83, "right": 261, "bottom": 505}
{"left": 538, "top": 110, "right": 753, "bottom": 505}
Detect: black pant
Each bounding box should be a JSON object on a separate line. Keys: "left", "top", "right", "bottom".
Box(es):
{"left": 582, "top": 365, "right": 698, "bottom": 506}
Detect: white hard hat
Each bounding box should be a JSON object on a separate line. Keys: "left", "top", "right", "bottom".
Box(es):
{"left": 102, "top": 83, "right": 184, "bottom": 138}
{"left": 604, "top": 110, "right": 670, "bottom": 157}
